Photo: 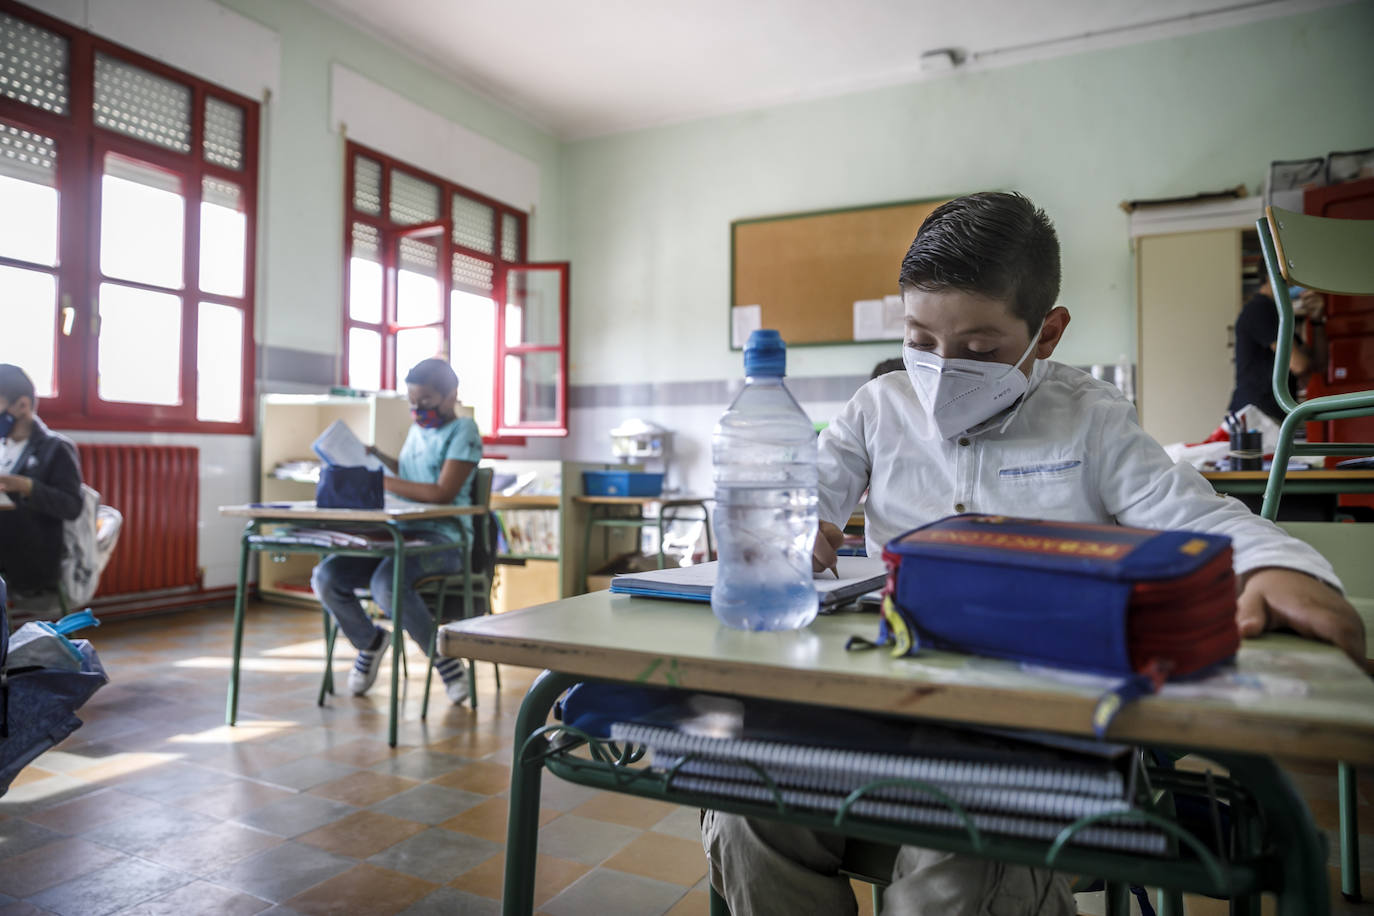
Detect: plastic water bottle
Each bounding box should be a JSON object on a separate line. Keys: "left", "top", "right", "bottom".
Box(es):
{"left": 710, "top": 329, "right": 819, "bottom": 630}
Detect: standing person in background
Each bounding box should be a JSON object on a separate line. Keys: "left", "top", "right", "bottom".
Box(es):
{"left": 1227, "top": 279, "right": 1327, "bottom": 426}
{"left": 310, "top": 358, "right": 483, "bottom": 704}
{"left": 0, "top": 364, "right": 83, "bottom": 604}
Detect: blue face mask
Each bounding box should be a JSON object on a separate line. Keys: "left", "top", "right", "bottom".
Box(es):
{"left": 0, "top": 411, "right": 14, "bottom": 441}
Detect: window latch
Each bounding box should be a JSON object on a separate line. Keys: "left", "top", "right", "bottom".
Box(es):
{"left": 61, "top": 295, "right": 76, "bottom": 336}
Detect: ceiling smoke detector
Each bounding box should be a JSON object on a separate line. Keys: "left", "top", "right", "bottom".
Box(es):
{"left": 918, "top": 48, "right": 966, "bottom": 73}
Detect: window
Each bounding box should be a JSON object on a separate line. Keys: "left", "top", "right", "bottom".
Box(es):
{"left": 343, "top": 142, "right": 568, "bottom": 439}
{"left": 0, "top": 4, "right": 257, "bottom": 433}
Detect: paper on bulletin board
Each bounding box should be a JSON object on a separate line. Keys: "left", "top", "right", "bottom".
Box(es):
{"left": 732, "top": 304, "right": 761, "bottom": 349}
{"left": 853, "top": 295, "right": 905, "bottom": 341}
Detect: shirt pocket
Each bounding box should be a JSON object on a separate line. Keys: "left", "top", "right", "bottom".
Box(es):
{"left": 997, "top": 458, "right": 1083, "bottom": 484}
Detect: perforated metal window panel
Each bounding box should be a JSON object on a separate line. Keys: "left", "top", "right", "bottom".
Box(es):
{"left": 352, "top": 222, "right": 380, "bottom": 261}
{"left": 399, "top": 235, "right": 438, "bottom": 276}
{"left": 501, "top": 212, "right": 521, "bottom": 262}
{"left": 202, "top": 175, "right": 240, "bottom": 210}
{"left": 0, "top": 12, "right": 69, "bottom": 115}
{"left": 452, "top": 252, "right": 495, "bottom": 296}
{"left": 354, "top": 156, "right": 381, "bottom": 215}
{"left": 204, "top": 97, "right": 244, "bottom": 170}
{"left": 389, "top": 169, "right": 439, "bottom": 225}
{"left": 93, "top": 53, "right": 191, "bottom": 153}
{"left": 0, "top": 120, "right": 57, "bottom": 185}
{"left": 452, "top": 193, "right": 494, "bottom": 254}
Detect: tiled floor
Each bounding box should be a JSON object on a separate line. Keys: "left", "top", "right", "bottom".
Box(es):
{"left": 0, "top": 602, "right": 1370, "bottom": 916}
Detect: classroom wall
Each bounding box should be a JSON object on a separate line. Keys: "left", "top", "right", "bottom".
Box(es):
{"left": 556, "top": 2, "right": 1374, "bottom": 497}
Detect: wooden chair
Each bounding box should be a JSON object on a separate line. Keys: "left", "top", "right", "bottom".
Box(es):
{"left": 1257, "top": 205, "right": 1374, "bottom": 902}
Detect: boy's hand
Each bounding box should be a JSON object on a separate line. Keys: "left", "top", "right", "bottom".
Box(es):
{"left": 0, "top": 474, "right": 32, "bottom": 496}
{"left": 1236, "top": 567, "right": 1366, "bottom": 666}
{"left": 812, "top": 521, "right": 844, "bottom": 576}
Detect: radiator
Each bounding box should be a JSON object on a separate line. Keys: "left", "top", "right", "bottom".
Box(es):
{"left": 76, "top": 444, "right": 200, "bottom": 597}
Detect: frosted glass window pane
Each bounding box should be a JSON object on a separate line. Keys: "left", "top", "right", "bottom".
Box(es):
{"left": 98, "top": 283, "right": 181, "bottom": 405}
{"left": 349, "top": 257, "right": 382, "bottom": 324}
{"left": 452, "top": 252, "right": 494, "bottom": 296}
{"left": 101, "top": 155, "right": 184, "bottom": 288}
{"left": 353, "top": 156, "right": 381, "bottom": 215}
{"left": 501, "top": 213, "right": 520, "bottom": 262}
{"left": 203, "top": 97, "right": 244, "bottom": 170}
{"left": 394, "top": 326, "right": 443, "bottom": 392}
{"left": 451, "top": 193, "right": 494, "bottom": 254}
{"left": 0, "top": 265, "right": 57, "bottom": 398}
{"left": 199, "top": 178, "right": 245, "bottom": 297}
{"left": 451, "top": 290, "right": 494, "bottom": 436}
{"left": 389, "top": 169, "right": 438, "bottom": 225}
{"left": 197, "top": 302, "right": 242, "bottom": 422}
{"left": 348, "top": 327, "right": 380, "bottom": 391}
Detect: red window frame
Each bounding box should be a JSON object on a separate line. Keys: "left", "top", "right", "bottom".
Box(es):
{"left": 342, "top": 140, "right": 568, "bottom": 441}
{"left": 0, "top": 0, "right": 258, "bottom": 434}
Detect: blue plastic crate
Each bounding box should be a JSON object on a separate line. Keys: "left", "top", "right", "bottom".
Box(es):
{"left": 582, "top": 470, "right": 664, "bottom": 497}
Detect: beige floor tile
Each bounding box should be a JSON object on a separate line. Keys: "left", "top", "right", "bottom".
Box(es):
{"left": 177, "top": 779, "right": 295, "bottom": 819}
{"left": 22, "top": 788, "right": 161, "bottom": 834}
{"left": 570, "top": 792, "right": 680, "bottom": 830}
{"left": 601, "top": 831, "right": 709, "bottom": 887}
{"left": 307, "top": 770, "right": 419, "bottom": 806}
{"left": 428, "top": 761, "right": 511, "bottom": 796}
{"left": 449, "top": 852, "right": 590, "bottom": 907}
{"left": 8, "top": 768, "right": 56, "bottom": 789}
{"left": 427, "top": 730, "right": 513, "bottom": 759}
{"left": 317, "top": 737, "right": 410, "bottom": 768}
{"left": 284, "top": 863, "right": 436, "bottom": 916}
{"left": 437, "top": 797, "right": 561, "bottom": 844}
{"left": 664, "top": 889, "right": 711, "bottom": 916}
{"left": 295, "top": 810, "right": 428, "bottom": 859}
{"left": 0, "top": 837, "right": 124, "bottom": 898}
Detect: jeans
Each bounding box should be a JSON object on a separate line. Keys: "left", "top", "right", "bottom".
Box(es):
{"left": 310, "top": 542, "right": 464, "bottom": 652}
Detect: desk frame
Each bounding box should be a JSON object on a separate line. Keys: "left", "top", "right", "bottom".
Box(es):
{"left": 223, "top": 504, "right": 479, "bottom": 747}
{"left": 575, "top": 496, "right": 713, "bottom": 590}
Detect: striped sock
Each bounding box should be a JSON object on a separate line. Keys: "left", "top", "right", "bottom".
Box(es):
{"left": 435, "top": 657, "right": 466, "bottom": 684}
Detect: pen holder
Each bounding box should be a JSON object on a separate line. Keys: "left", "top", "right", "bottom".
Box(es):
{"left": 316, "top": 465, "right": 384, "bottom": 509}
{"left": 1228, "top": 430, "right": 1263, "bottom": 471}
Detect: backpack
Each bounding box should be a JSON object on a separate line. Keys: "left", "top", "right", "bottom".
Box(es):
{"left": 61, "top": 486, "right": 121, "bottom": 608}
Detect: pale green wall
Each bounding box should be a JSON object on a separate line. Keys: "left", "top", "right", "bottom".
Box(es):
{"left": 217, "top": 0, "right": 564, "bottom": 358}
{"left": 562, "top": 3, "right": 1374, "bottom": 386}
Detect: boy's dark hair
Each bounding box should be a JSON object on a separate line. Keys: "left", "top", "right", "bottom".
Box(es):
{"left": 870, "top": 357, "right": 905, "bottom": 380}
{"left": 0, "top": 364, "right": 36, "bottom": 404}
{"left": 898, "top": 192, "right": 1061, "bottom": 332}
{"left": 404, "top": 358, "right": 459, "bottom": 395}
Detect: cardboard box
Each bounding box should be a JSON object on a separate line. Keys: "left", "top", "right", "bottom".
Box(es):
{"left": 493, "top": 560, "right": 560, "bottom": 613}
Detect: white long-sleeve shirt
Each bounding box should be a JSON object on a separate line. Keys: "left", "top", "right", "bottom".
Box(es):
{"left": 818, "top": 360, "right": 1340, "bottom": 589}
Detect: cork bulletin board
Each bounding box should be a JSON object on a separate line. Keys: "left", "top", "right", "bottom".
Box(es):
{"left": 729, "top": 196, "right": 950, "bottom": 348}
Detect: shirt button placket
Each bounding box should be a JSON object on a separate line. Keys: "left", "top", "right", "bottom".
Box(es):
{"left": 954, "top": 437, "right": 973, "bottom": 513}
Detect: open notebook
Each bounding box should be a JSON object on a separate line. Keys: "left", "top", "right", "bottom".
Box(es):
{"left": 609, "top": 556, "right": 886, "bottom": 608}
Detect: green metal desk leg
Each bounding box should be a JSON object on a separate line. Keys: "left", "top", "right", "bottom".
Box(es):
{"left": 703, "top": 503, "right": 714, "bottom": 561}
{"left": 318, "top": 613, "right": 337, "bottom": 706}
{"left": 709, "top": 885, "right": 729, "bottom": 916}
{"left": 225, "top": 521, "right": 254, "bottom": 726}
{"left": 1223, "top": 753, "right": 1330, "bottom": 916}
{"left": 387, "top": 524, "right": 405, "bottom": 748}
{"left": 581, "top": 508, "right": 594, "bottom": 593}
{"left": 1340, "top": 762, "right": 1362, "bottom": 901}
{"left": 503, "top": 669, "right": 580, "bottom": 916}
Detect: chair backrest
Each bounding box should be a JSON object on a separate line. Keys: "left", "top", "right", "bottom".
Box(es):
{"left": 468, "top": 467, "right": 497, "bottom": 579}
{"left": 471, "top": 466, "right": 493, "bottom": 510}
{"left": 1258, "top": 207, "right": 1374, "bottom": 417}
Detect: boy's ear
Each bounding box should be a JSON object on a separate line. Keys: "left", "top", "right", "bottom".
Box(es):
{"left": 1034, "top": 307, "right": 1071, "bottom": 360}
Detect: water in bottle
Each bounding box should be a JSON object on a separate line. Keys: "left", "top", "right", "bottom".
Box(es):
{"left": 710, "top": 329, "right": 820, "bottom": 630}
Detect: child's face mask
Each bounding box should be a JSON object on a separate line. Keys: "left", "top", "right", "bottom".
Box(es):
{"left": 903, "top": 320, "right": 1044, "bottom": 440}
{"left": 410, "top": 406, "right": 446, "bottom": 429}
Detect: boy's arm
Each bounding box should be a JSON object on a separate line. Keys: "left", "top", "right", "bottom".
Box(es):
{"left": 1092, "top": 397, "right": 1365, "bottom": 663}
{"left": 813, "top": 391, "right": 874, "bottom": 572}
{"left": 365, "top": 445, "right": 399, "bottom": 474}
{"left": 1, "top": 441, "right": 83, "bottom": 521}
{"left": 384, "top": 459, "right": 475, "bottom": 504}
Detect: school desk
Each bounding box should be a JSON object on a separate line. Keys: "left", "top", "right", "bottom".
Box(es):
{"left": 439, "top": 592, "right": 1374, "bottom": 916}
{"left": 220, "top": 500, "right": 483, "bottom": 747}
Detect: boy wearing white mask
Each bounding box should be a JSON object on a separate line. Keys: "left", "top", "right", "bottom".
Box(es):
{"left": 702, "top": 192, "right": 1363, "bottom": 916}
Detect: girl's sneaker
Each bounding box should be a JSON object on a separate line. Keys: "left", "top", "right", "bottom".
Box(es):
{"left": 348, "top": 626, "right": 389, "bottom": 696}
{"left": 435, "top": 657, "right": 468, "bottom": 705}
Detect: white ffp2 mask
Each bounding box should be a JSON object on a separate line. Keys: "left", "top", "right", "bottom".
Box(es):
{"left": 903, "top": 323, "right": 1044, "bottom": 440}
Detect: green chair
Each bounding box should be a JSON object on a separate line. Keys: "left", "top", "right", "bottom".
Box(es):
{"left": 317, "top": 466, "right": 500, "bottom": 720}
{"left": 1257, "top": 205, "right": 1374, "bottom": 903}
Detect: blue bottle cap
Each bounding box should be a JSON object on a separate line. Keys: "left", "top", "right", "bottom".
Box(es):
{"left": 744, "top": 329, "right": 786, "bottom": 377}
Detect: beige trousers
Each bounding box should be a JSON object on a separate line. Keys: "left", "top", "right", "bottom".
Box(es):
{"left": 701, "top": 810, "right": 1077, "bottom": 916}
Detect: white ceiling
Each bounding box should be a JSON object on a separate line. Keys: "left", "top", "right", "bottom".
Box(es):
{"left": 307, "top": 0, "right": 1339, "bottom": 140}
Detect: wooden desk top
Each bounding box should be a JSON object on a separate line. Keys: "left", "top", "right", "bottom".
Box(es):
{"left": 441, "top": 591, "right": 1374, "bottom": 765}
{"left": 572, "top": 495, "right": 712, "bottom": 506}
{"left": 220, "top": 501, "right": 484, "bottom": 522}
{"left": 491, "top": 494, "right": 560, "bottom": 509}
{"left": 1201, "top": 470, "right": 1374, "bottom": 481}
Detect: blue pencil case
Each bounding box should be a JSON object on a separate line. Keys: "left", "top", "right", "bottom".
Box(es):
{"left": 316, "top": 465, "right": 383, "bottom": 509}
